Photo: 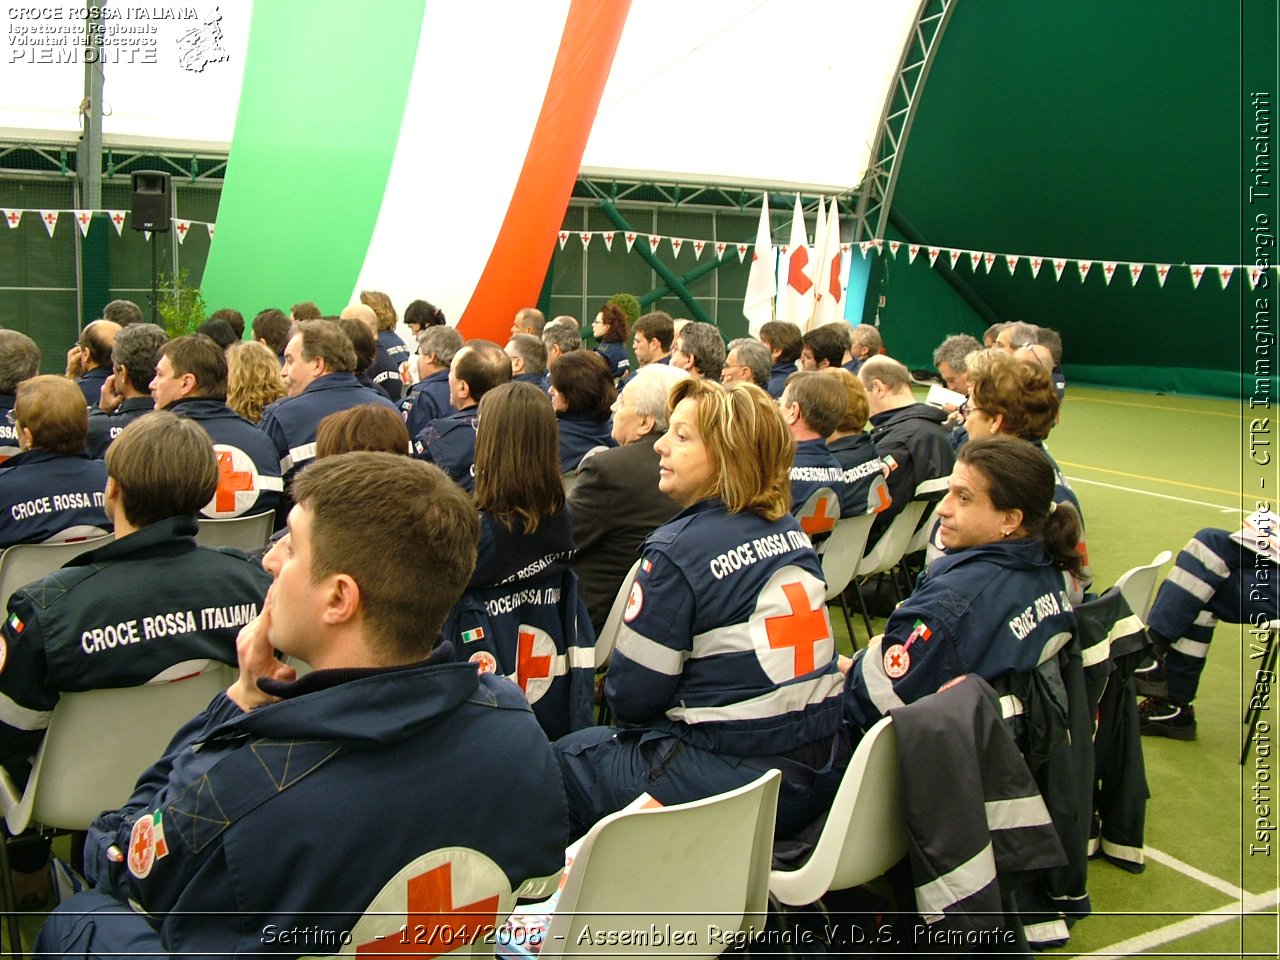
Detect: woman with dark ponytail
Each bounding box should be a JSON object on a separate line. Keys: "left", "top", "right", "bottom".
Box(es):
{"left": 843, "top": 435, "right": 1081, "bottom": 730}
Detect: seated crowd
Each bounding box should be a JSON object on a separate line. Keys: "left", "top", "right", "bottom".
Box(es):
{"left": 0, "top": 296, "right": 1250, "bottom": 955}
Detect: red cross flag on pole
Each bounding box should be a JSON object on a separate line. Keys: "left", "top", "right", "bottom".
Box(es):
{"left": 777, "top": 194, "right": 814, "bottom": 327}
{"left": 743, "top": 192, "right": 776, "bottom": 335}
{"left": 812, "top": 197, "right": 846, "bottom": 329}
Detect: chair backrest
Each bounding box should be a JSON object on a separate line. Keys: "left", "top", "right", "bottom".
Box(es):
{"left": 195, "top": 512, "right": 275, "bottom": 551}
{"left": 541, "top": 770, "right": 781, "bottom": 958}
{"left": 855, "top": 500, "right": 927, "bottom": 579}
{"left": 795, "top": 486, "right": 840, "bottom": 539}
{"left": 820, "top": 512, "right": 876, "bottom": 602}
{"left": 595, "top": 558, "right": 642, "bottom": 671}
{"left": 1113, "top": 550, "right": 1173, "bottom": 624}
{"left": 768, "top": 717, "right": 907, "bottom": 907}
{"left": 904, "top": 499, "right": 941, "bottom": 556}
{"left": 0, "top": 534, "right": 113, "bottom": 611}
{"left": 2, "top": 659, "right": 233, "bottom": 835}
{"left": 310, "top": 846, "right": 515, "bottom": 958}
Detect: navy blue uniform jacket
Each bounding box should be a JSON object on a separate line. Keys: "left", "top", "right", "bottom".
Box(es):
{"left": 0, "top": 450, "right": 109, "bottom": 548}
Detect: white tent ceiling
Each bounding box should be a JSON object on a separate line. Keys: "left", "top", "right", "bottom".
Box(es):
{"left": 0, "top": 0, "right": 918, "bottom": 193}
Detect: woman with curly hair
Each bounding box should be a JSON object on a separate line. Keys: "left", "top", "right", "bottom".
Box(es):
{"left": 226, "top": 340, "right": 286, "bottom": 424}
{"left": 591, "top": 302, "right": 630, "bottom": 381}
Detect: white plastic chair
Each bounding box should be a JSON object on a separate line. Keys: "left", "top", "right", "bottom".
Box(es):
{"left": 769, "top": 717, "right": 907, "bottom": 907}
{"left": 195, "top": 511, "right": 275, "bottom": 551}
{"left": 818, "top": 513, "right": 876, "bottom": 646}
{"left": 904, "top": 499, "right": 941, "bottom": 557}
{"left": 305, "top": 846, "right": 516, "bottom": 958}
{"left": 0, "top": 659, "right": 234, "bottom": 835}
{"left": 1114, "top": 550, "right": 1172, "bottom": 625}
{"left": 850, "top": 500, "right": 927, "bottom": 635}
{"left": 539, "top": 769, "right": 781, "bottom": 958}
{"left": 794, "top": 486, "right": 840, "bottom": 541}
{"left": 0, "top": 534, "right": 113, "bottom": 611}
{"left": 595, "top": 559, "right": 641, "bottom": 672}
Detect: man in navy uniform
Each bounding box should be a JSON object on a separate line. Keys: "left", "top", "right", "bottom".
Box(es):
{"left": 0, "top": 376, "right": 110, "bottom": 548}
{"left": 66, "top": 319, "right": 121, "bottom": 407}
{"left": 780, "top": 371, "right": 848, "bottom": 519}
{"left": 259, "top": 320, "right": 398, "bottom": 486}
{"left": 153, "top": 334, "right": 284, "bottom": 523}
{"left": 37, "top": 452, "right": 567, "bottom": 958}
{"left": 505, "top": 333, "right": 549, "bottom": 386}
{"left": 86, "top": 323, "right": 164, "bottom": 458}
{"left": 400, "top": 325, "right": 462, "bottom": 439}
{"left": 413, "top": 340, "right": 511, "bottom": 493}
{"left": 0, "top": 330, "right": 40, "bottom": 464}
{"left": 0, "top": 412, "right": 272, "bottom": 786}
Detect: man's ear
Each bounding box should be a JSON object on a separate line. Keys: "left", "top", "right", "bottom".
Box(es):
{"left": 323, "top": 573, "right": 361, "bottom": 626}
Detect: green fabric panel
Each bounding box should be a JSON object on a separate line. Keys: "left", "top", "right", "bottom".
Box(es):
{"left": 201, "top": 0, "right": 426, "bottom": 316}
{"left": 890, "top": 0, "right": 1266, "bottom": 397}
{"left": 1065, "top": 364, "right": 1277, "bottom": 400}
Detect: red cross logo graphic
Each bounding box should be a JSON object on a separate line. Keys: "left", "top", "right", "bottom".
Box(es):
{"left": 111, "top": 212, "right": 124, "bottom": 227}
{"left": 515, "top": 629, "right": 552, "bottom": 694}
{"left": 78, "top": 213, "right": 91, "bottom": 227}
{"left": 215, "top": 449, "right": 255, "bottom": 513}
{"left": 626, "top": 232, "right": 636, "bottom": 245}
{"left": 1191, "top": 266, "right": 1204, "bottom": 283}
{"left": 176, "top": 221, "right": 188, "bottom": 236}
{"left": 788, "top": 247, "right": 813, "bottom": 294}
{"left": 43, "top": 213, "right": 56, "bottom": 226}
{"left": 798, "top": 495, "right": 836, "bottom": 536}
{"left": 648, "top": 235, "right": 660, "bottom": 252}
{"left": 5, "top": 211, "right": 18, "bottom": 227}
{"left": 694, "top": 240, "right": 705, "bottom": 256}
{"left": 764, "top": 582, "right": 828, "bottom": 676}
{"left": 715, "top": 242, "right": 726, "bottom": 257}
{"left": 557, "top": 232, "right": 568, "bottom": 245}
{"left": 356, "top": 862, "right": 500, "bottom": 957}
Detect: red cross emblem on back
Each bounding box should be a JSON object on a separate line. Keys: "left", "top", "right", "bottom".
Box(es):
{"left": 215, "top": 449, "right": 255, "bottom": 512}
{"left": 516, "top": 629, "right": 552, "bottom": 693}
{"left": 764, "top": 582, "right": 829, "bottom": 676}
{"left": 356, "top": 861, "right": 500, "bottom": 957}
{"left": 798, "top": 494, "right": 837, "bottom": 536}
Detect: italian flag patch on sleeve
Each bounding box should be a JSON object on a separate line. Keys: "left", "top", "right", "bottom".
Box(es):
{"left": 6, "top": 612, "right": 23, "bottom": 635}
{"left": 461, "top": 627, "right": 485, "bottom": 644}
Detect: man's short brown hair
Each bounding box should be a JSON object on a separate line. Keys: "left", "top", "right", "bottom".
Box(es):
{"left": 291, "top": 453, "right": 480, "bottom": 660}
{"left": 782, "top": 370, "right": 846, "bottom": 438}
{"left": 15, "top": 375, "right": 89, "bottom": 454}
{"left": 759, "top": 321, "right": 803, "bottom": 363}
{"left": 161, "top": 335, "right": 228, "bottom": 397}
{"left": 632, "top": 311, "right": 674, "bottom": 351}
{"left": 290, "top": 301, "right": 322, "bottom": 322}
{"left": 105, "top": 412, "right": 218, "bottom": 527}
{"left": 297, "top": 319, "right": 357, "bottom": 374}
{"left": 253, "top": 308, "right": 292, "bottom": 354}
{"left": 453, "top": 340, "right": 512, "bottom": 402}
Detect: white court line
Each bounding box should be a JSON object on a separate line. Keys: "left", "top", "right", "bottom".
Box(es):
{"left": 1067, "top": 476, "right": 1241, "bottom": 514}
{"left": 1070, "top": 889, "right": 1279, "bottom": 958}
{"left": 1144, "top": 846, "right": 1248, "bottom": 901}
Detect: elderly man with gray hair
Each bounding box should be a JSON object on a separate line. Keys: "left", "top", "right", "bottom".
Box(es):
{"left": 568, "top": 363, "right": 689, "bottom": 631}
{"left": 722, "top": 338, "right": 772, "bottom": 388}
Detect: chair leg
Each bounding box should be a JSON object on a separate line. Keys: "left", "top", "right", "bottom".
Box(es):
{"left": 1241, "top": 631, "right": 1280, "bottom": 765}
{"left": 0, "top": 830, "right": 25, "bottom": 960}
{"left": 838, "top": 593, "right": 857, "bottom": 651}
{"left": 853, "top": 580, "right": 874, "bottom": 639}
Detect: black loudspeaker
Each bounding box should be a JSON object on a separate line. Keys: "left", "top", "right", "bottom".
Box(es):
{"left": 130, "top": 171, "right": 171, "bottom": 232}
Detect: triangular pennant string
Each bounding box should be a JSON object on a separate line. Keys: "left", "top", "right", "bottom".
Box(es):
{"left": 625, "top": 232, "right": 637, "bottom": 253}
{"left": 557, "top": 231, "right": 568, "bottom": 251}
{"left": 968, "top": 250, "right": 981, "bottom": 271}
{"left": 948, "top": 249, "right": 962, "bottom": 270}
{"left": 579, "top": 231, "right": 591, "bottom": 250}
{"left": 1155, "top": 264, "right": 1170, "bottom": 287}
{"left": 174, "top": 219, "right": 191, "bottom": 245}
{"left": 601, "top": 231, "right": 614, "bottom": 252}
{"left": 908, "top": 244, "right": 920, "bottom": 264}
{"left": 74, "top": 210, "right": 93, "bottom": 237}
{"left": 40, "top": 210, "right": 59, "bottom": 237}
{"left": 736, "top": 242, "right": 749, "bottom": 262}
{"left": 109, "top": 211, "right": 126, "bottom": 235}
{"left": 1218, "top": 266, "right": 1234, "bottom": 289}
{"left": 1189, "top": 265, "right": 1206, "bottom": 289}
{"left": 669, "top": 237, "right": 683, "bottom": 258}
{"left": 889, "top": 240, "right": 900, "bottom": 257}
{"left": 1102, "top": 262, "right": 1118, "bottom": 285}
{"left": 1128, "top": 263, "right": 1144, "bottom": 286}
{"left": 928, "top": 247, "right": 940, "bottom": 267}
{"left": 1077, "top": 259, "right": 1092, "bottom": 282}
{"left": 983, "top": 252, "right": 996, "bottom": 273}
{"left": 1029, "top": 257, "right": 1043, "bottom": 278}
{"left": 1052, "top": 258, "right": 1067, "bottom": 281}
{"left": 1005, "top": 254, "right": 1019, "bottom": 275}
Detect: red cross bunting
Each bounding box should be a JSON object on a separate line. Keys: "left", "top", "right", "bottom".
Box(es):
{"left": 787, "top": 247, "right": 813, "bottom": 294}
{"left": 515, "top": 629, "right": 552, "bottom": 693}
{"left": 111, "top": 212, "right": 124, "bottom": 227}
{"left": 798, "top": 494, "right": 837, "bottom": 536}
{"left": 5, "top": 211, "right": 19, "bottom": 227}
{"left": 765, "top": 582, "right": 828, "bottom": 676}
{"left": 176, "top": 221, "right": 188, "bottom": 236}
{"left": 215, "top": 450, "right": 254, "bottom": 512}
{"left": 356, "top": 862, "right": 500, "bottom": 957}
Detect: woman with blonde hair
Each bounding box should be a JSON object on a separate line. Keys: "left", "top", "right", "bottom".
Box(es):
{"left": 360, "top": 289, "right": 410, "bottom": 400}
{"left": 225, "top": 340, "right": 286, "bottom": 425}
{"left": 555, "top": 378, "right": 847, "bottom": 839}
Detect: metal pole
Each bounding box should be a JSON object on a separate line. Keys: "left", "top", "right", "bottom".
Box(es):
{"left": 76, "top": 1, "right": 104, "bottom": 211}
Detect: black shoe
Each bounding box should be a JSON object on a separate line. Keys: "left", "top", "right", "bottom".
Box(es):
{"left": 1138, "top": 697, "right": 1197, "bottom": 741}
{"left": 1134, "top": 659, "right": 1168, "bottom": 698}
